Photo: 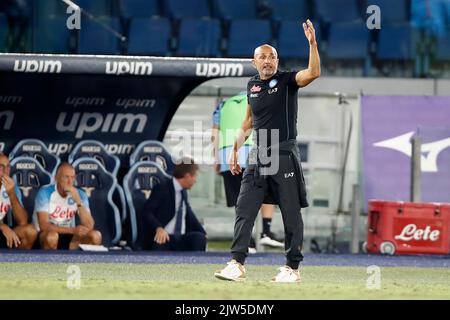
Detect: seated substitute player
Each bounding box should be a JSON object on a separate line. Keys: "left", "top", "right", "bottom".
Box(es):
{"left": 34, "top": 162, "right": 102, "bottom": 250}
{"left": 0, "top": 153, "right": 38, "bottom": 249}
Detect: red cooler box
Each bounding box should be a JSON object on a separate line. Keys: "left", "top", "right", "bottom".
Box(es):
{"left": 366, "top": 200, "right": 450, "bottom": 255}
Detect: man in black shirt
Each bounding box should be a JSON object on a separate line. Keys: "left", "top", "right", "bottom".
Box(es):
{"left": 215, "top": 19, "right": 320, "bottom": 283}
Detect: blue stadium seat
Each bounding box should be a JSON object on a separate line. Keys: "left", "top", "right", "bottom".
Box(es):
{"left": 368, "top": 0, "right": 409, "bottom": 24}
{"left": 176, "top": 18, "right": 221, "bottom": 57}
{"left": 0, "top": 13, "right": 7, "bottom": 52}
{"left": 120, "top": 0, "right": 160, "bottom": 19}
{"left": 327, "top": 22, "right": 369, "bottom": 59}
{"left": 1, "top": 0, "right": 33, "bottom": 18}
{"left": 127, "top": 17, "right": 170, "bottom": 55}
{"left": 69, "top": 140, "right": 120, "bottom": 176}
{"left": 436, "top": 31, "right": 450, "bottom": 62}
{"left": 268, "top": 0, "right": 310, "bottom": 22}
{"left": 72, "top": 158, "right": 122, "bottom": 247}
{"left": 227, "top": 19, "right": 272, "bottom": 57}
{"left": 69, "top": 140, "right": 127, "bottom": 223}
{"left": 33, "top": 16, "right": 71, "bottom": 54}
{"left": 445, "top": 0, "right": 450, "bottom": 26}
{"left": 129, "top": 140, "right": 175, "bottom": 175}
{"left": 123, "top": 161, "right": 171, "bottom": 248}
{"left": 278, "top": 20, "right": 321, "bottom": 59}
{"left": 73, "top": 0, "right": 114, "bottom": 16}
{"left": 9, "top": 156, "right": 53, "bottom": 224}
{"left": 214, "top": 0, "right": 258, "bottom": 21}
{"left": 377, "top": 24, "right": 418, "bottom": 60}
{"left": 166, "top": 0, "right": 210, "bottom": 20}
{"left": 34, "top": 0, "right": 68, "bottom": 18}
{"left": 78, "top": 17, "right": 122, "bottom": 54}
{"left": 9, "top": 139, "right": 61, "bottom": 176}
{"left": 314, "top": 0, "right": 361, "bottom": 24}
{"left": 411, "top": 0, "right": 447, "bottom": 37}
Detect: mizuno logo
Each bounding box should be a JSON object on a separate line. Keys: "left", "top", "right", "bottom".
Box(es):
{"left": 373, "top": 131, "right": 450, "bottom": 172}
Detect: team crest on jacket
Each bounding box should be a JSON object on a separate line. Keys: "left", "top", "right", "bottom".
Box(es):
{"left": 269, "top": 79, "right": 278, "bottom": 88}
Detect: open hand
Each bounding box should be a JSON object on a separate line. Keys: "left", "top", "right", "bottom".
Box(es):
{"left": 303, "top": 19, "right": 317, "bottom": 45}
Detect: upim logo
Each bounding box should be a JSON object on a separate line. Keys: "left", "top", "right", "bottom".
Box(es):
{"left": 0, "top": 96, "right": 22, "bottom": 104}
{"left": 48, "top": 143, "right": 73, "bottom": 156}
{"left": 56, "top": 112, "right": 147, "bottom": 138}
{"left": 0, "top": 111, "right": 14, "bottom": 130}
{"left": 14, "top": 60, "right": 62, "bottom": 73}
{"left": 116, "top": 98, "right": 156, "bottom": 109}
{"left": 394, "top": 224, "right": 440, "bottom": 242}
{"left": 196, "top": 63, "right": 244, "bottom": 77}
{"left": 66, "top": 97, "right": 105, "bottom": 107}
{"left": 106, "top": 61, "right": 153, "bottom": 75}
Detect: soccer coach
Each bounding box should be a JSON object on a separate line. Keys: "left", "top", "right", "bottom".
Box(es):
{"left": 215, "top": 19, "right": 320, "bottom": 283}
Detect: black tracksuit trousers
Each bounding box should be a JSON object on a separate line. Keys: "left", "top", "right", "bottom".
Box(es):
{"left": 231, "top": 151, "right": 304, "bottom": 270}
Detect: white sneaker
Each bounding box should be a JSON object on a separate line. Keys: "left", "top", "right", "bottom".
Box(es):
{"left": 248, "top": 247, "right": 257, "bottom": 254}
{"left": 271, "top": 266, "right": 301, "bottom": 283}
{"left": 260, "top": 234, "right": 284, "bottom": 248}
{"left": 214, "top": 260, "right": 246, "bottom": 282}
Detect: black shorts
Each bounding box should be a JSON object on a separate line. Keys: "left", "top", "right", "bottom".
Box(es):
{"left": 221, "top": 171, "right": 243, "bottom": 207}
{"left": 57, "top": 234, "right": 74, "bottom": 250}
{"left": 38, "top": 232, "right": 74, "bottom": 250}
{"left": 0, "top": 232, "right": 8, "bottom": 248}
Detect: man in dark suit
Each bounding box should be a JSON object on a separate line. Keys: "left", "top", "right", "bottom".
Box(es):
{"left": 139, "top": 157, "right": 207, "bottom": 251}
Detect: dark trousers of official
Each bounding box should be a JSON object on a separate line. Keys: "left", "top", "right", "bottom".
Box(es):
{"left": 231, "top": 154, "right": 304, "bottom": 269}
{"left": 151, "top": 232, "right": 207, "bottom": 251}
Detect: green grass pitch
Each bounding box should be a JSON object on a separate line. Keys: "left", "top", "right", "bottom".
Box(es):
{"left": 0, "top": 262, "right": 449, "bottom": 299}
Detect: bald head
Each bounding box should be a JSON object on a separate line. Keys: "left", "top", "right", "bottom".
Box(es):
{"left": 56, "top": 162, "right": 74, "bottom": 176}
{"left": 254, "top": 44, "right": 278, "bottom": 58}
{"left": 252, "top": 44, "right": 279, "bottom": 80}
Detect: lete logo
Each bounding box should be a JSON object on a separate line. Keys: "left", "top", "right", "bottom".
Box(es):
{"left": 394, "top": 224, "right": 440, "bottom": 242}
{"left": 250, "top": 85, "right": 262, "bottom": 93}
{"left": 373, "top": 131, "right": 450, "bottom": 172}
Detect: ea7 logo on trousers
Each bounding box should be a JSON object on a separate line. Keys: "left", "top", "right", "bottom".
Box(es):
{"left": 284, "top": 172, "right": 294, "bottom": 178}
